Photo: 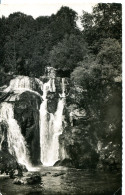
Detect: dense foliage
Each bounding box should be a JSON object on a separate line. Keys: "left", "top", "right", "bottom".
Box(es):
{"left": 0, "top": 6, "right": 79, "bottom": 79}
{"left": 0, "top": 4, "right": 121, "bottom": 78}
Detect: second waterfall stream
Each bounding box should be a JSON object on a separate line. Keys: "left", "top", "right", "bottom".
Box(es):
{"left": 39, "top": 78, "right": 65, "bottom": 166}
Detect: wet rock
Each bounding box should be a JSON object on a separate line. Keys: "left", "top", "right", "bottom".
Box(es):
{"left": 18, "top": 164, "right": 28, "bottom": 172}
{"left": 14, "top": 91, "right": 41, "bottom": 165}
{"left": 52, "top": 172, "right": 65, "bottom": 177}
{"left": 60, "top": 158, "right": 74, "bottom": 167}
{"left": 13, "top": 174, "right": 41, "bottom": 185}
{"left": 0, "top": 150, "right": 28, "bottom": 179}
{"left": 0, "top": 151, "right": 18, "bottom": 175}
{"left": 41, "top": 172, "right": 51, "bottom": 177}
{"left": 13, "top": 178, "right": 22, "bottom": 185}
{"left": 39, "top": 76, "right": 49, "bottom": 83}
{"left": 54, "top": 158, "right": 74, "bottom": 167}
{"left": 0, "top": 121, "right": 8, "bottom": 151}
{"left": 53, "top": 160, "right": 61, "bottom": 167}
{"left": 47, "top": 92, "right": 59, "bottom": 113}
{"left": 9, "top": 169, "right": 15, "bottom": 178}
{"left": 41, "top": 173, "right": 47, "bottom": 177}
{"left": 26, "top": 174, "right": 41, "bottom": 184}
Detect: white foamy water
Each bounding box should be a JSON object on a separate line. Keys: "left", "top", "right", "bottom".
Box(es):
{"left": 4, "top": 76, "right": 43, "bottom": 94}
{"left": 62, "top": 78, "right": 66, "bottom": 97}
{"left": 4, "top": 76, "right": 43, "bottom": 102}
{"left": 39, "top": 78, "right": 66, "bottom": 166}
{"left": 0, "top": 102, "right": 32, "bottom": 170}
{"left": 50, "top": 78, "right": 56, "bottom": 92}
{"left": 46, "top": 98, "right": 65, "bottom": 166}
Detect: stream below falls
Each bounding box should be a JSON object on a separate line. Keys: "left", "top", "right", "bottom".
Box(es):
{"left": 0, "top": 166, "right": 121, "bottom": 195}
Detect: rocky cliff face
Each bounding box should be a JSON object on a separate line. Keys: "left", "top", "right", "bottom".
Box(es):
{"left": 0, "top": 73, "right": 122, "bottom": 171}
{"left": 59, "top": 124, "right": 99, "bottom": 169}
{"left": 58, "top": 82, "right": 122, "bottom": 170}
{"left": 14, "top": 91, "right": 42, "bottom": 165}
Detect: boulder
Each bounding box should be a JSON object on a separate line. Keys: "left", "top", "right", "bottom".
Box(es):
{"left": 0, "top": 151, "right": 25, "bottom": 177}
{"left": 26, "top": 174, "right": 41, "bottom": 185}
{"left": 13, "top": 173, "right": 41, "bottom": 185}
{"left": 54, "top": 158, "right": 74, "bottom": 167}
{"left": 52, "top": 172, "right": 65, "bottom": 177}
{"left": 13, "top": 178, "right": 22, "bottom": 185}
{"left": 41, "top": 172, "right": 51, "bottom": 177}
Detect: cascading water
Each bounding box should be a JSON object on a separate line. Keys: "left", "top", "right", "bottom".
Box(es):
{"left": 0, "top": 75, "right": 67, "bottom": 168}
{"left": 39, "top": 78, "right": 66, "bottom": 166}
{"left": 62, "top": 78, "right": 66, "bottom": 97}
{"left": 48, "top": 98, "right": 65, "bottom": 165}
{"left": 39, "top": 81, "right": 50, "bottom": 165}
{"left": 4, "top": 76, "right": 42, "bottom": 99}
{"left": 50, "top": 78, "right": 56, "bottom": 92}
{"left": 0, "top": 102, "right": 32, "bottom": 170}
{"left": 0, "top": 76, "right": 44, "bottom": 170}
{"left": 4, "top": 76, "right": 31, "bottom": 92}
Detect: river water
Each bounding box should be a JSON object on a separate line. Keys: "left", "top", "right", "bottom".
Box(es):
{"left": 0, "top": 166, "right": 121, "bottom": 195}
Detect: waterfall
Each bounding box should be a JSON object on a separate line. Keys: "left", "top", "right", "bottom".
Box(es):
{"left": 0, "top": 76, "right": 44, "bottom": 171}
{"left": 62, "top": 78, "right": 66, "bottom": 97}
{"left": 39, "top": 78, "right": 65, "bottom": 166}
{"left": 50, "top": 78, "right": 56, "bottom": 92}
{"left": 4, "top": 76, "right": 34, "bottom": 91}
{"left": 0, "top": 102, "right": 32, "bottom": 170}
{"left": 0, "top": 75, "right": 67, "bottom": 168}
{"left": 4, "top": 76, "right": 43, "bottom": 98}
{"left": 48, "top": 98, "right": 65, "bottom": 165}
{"left": 39, "top": 80, "right": 51, "bottom": 165}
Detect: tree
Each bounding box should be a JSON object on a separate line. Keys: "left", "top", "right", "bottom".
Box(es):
{"left": 92, "top": 3, "right": 122, "bottom": 40}
{"left": 96, "top": 38, "right": 122, "bottom": 81}
{"left": 49, "top": 34, "right": 88, "bottom": 71}
{"left": 49, "top": 6, "right": 79, "bottom": 43}
{"left": 36, "top": 16, "right": 51, "bottom": 31}
{"left": 0, "top": 17, "right": 6, "bottom": 70}
{"left": 81, "top": 3, "right": 122, "bottom": 54}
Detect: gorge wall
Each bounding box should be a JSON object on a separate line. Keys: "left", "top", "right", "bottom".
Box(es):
{"left": 0, "top": 68, "right": 122, "bottom": 172}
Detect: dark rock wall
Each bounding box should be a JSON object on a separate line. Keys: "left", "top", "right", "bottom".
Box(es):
{"left": 14, "top": 91, "right": 42, "bottom": 165}
{"left": 59, "top": 124, "right": 99, "bottom": 169}
{"left": 0, "top": 151, "right": 18, "bottom": 174}
{"left": 47, "top": 91, "right": 59, "bottom": 114}
{"left": 0, "top": 121, "right": 8, "bottom": 152}
{"left": 59, "top": 82, "right": 122, "bottom": 170}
